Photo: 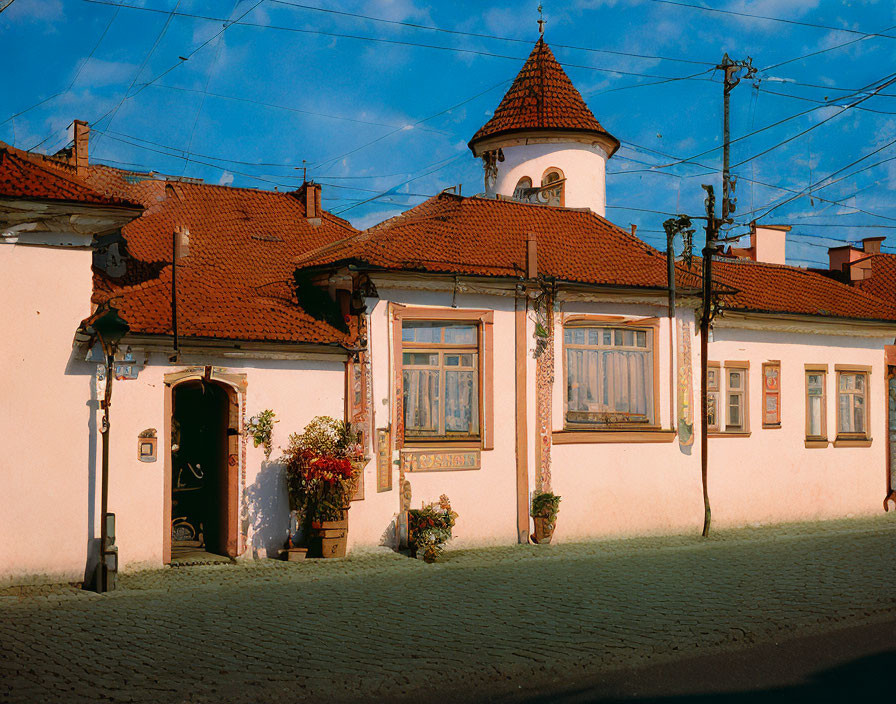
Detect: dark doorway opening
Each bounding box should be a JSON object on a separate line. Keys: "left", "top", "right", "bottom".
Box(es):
{"left": 171, "top": 380, "right": 233, "bottom": 560}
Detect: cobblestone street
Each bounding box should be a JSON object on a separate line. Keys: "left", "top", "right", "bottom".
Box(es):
{"left": 2, "top": 517, "right": 896, "bottom": 703}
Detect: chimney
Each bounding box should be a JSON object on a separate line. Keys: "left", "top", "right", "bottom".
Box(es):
{"left": 526, "top": 232, "right": 538, "bottom": 279}
{"left": 828, "top": 242, "right": 865, "bottom": 277}
{"left": 749, "top": 222, "right": 789, "bottom": 265}
{"left": 73, "top": 120, "right": 89, "bottom": 178}
{"left": 301, "top": 181, "right": 322, "bottom": 225}
{"left": 862, "top": 236, "right": 885, "bottom": 254}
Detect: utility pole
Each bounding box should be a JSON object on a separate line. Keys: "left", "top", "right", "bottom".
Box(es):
{"left": 700, "top": 54, "right": 756, "bottom": 538}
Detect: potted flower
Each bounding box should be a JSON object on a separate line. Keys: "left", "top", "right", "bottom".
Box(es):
{"left": 530, "top": 491, "right": 561, "bottom": 544}
{"left": 407, "top": 494, "right": 457, "bottom": 563}
{"left": 283, "top": 416, "right": 364, "bottom": 558}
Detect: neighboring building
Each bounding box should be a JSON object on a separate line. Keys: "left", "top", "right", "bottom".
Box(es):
{"left": 2, "top": 37, "right": 895, "bottom": 586}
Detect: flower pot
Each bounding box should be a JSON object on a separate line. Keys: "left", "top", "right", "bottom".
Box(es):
{"left": 320, "top": 534, "right": 347, "bottom": 558}
{"left": 310, "top": 509, "right": 349, "bottom": 558}
{"left": 532, "top": 517, "right": 556, "bottom": 544}
{"left": 286, "top": 547, "right": 308, "bottom": 562}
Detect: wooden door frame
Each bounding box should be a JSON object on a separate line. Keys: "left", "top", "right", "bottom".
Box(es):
{"left": 163, "top": 367, "right": 247, "bottom": 563}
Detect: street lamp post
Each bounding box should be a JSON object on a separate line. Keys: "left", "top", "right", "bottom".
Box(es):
{"left": 92, "top": 303, "right": 129, "bottom": 593}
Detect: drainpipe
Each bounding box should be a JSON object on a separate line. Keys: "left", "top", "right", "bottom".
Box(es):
{"left": 666, "top": 227, "right": 677, "bottom": 432}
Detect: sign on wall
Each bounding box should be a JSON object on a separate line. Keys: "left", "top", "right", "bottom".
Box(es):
{"left": 400, "top": 449, "right": 481, "bottom": 472}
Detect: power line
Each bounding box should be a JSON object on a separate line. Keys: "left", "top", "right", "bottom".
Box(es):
{"left": 741, "top": 137, "right": 896, "bottom": 223}
{"left": 91, "top": 0, "right": 184, "bottom": 148}
{"left": 646, "top": 0, "right": 896, "bottom": 40}
{"left": 269, "top": 0, "right": 717, "bottom": 67}
{"left": 761, "top": 25, "right": 896, "bottom": 72}
{"left": 2, "top": 4, "right": 121, "bottom": 129}
{"left": 147, "top": 83, "right": 449, "bottom": 134}
{"left": 312, "top": 78, "right": 511, "bottom": 173}
{"left": 81, "top": 0, "right": 719, "bottom": 83}
{"left": 616, "top": 72, "right": 896, "bottom": 176}
{"left": 334, "top": 154, "right": 466, "bottom": 215}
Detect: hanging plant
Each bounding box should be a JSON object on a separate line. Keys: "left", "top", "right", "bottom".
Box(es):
{"left": 246, "top": 409, "right": 278, "bottom": 459}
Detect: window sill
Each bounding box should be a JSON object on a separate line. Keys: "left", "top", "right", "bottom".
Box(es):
{"left": 833, "top": 437, "right": 872, "bottom": 448}
{"left": 804, "top": 439, "right": 829, "bottom": 448}
{"left": 707, "top": 431, "right": 752, "bottom": 438}
{"left": 762, "top": 424, "right": 782, "bottom": 430}
{"left": 552, "top": 429, "right": 676, "bottom": 444}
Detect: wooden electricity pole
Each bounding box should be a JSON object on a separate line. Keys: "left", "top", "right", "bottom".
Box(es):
{"left": 700, "top": 54, "right": 756, "bottom": 537}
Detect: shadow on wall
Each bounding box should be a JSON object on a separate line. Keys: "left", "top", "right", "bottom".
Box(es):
{"left": 243, "top": 461, "right": 290, "bottom": 558}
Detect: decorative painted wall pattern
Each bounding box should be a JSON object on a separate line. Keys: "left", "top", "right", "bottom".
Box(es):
{"left": 376, "top": 427, "right": 392, "bottom": 492}
{"left": 401, "top": 449, "right": 481, "bottom": 472}
{"left": 888, "top": 374, "right": 895, "bottom": 502}
{"left": 677, "top": 318, "right": 695, "bottom": 448}
{"left": 535, "top": 295, "right": 554, "bottom": 492}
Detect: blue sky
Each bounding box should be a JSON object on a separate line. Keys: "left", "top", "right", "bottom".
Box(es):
{"left": 2, "top": 0, "right": 895, "bottom": 266}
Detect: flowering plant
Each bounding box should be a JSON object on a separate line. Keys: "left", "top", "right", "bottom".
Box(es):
{"left": 283, "top": 417, "right": 365, "bottom": 523}
{"left": 246, "top": 409, "right": 277, "bottom": 459}
{"left": 407, "top": 494, "right": 457, "bottom": 563}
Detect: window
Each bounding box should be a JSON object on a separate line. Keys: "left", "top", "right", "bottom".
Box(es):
{"left": 725, "top": 365, "right": 748, "bottom": 432}
{"left": 707, "top": 363, "right": 721, "bottom": 431}
{"left": 837, "top": 370, "right": 868, "bottom": 437}
{"left": 513, "top": 176, "right": 533, "bottom": 201}
{"left": 401, "top": 321, "right": 480, "bottom": 440}
{"left": 564, "top": 325, "right": 654, "bottom": 427}
{"left": 540, "top": 168, "right": 565, "bottom": 207}
{"left": 762, "top": 362, "right": 781, "bottom": 428}
{"left": 805, "top": 367, "right": 827, "bottom": 440}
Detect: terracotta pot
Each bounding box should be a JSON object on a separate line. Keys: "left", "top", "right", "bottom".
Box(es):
{"left": 320, "top": 534, "right": 347, "bottom": 558}
{"left": 532, "top": 516, "right": 556, "bottom": 544}
{"left": 310, "top": 508, "right": 349, "bottom": 558}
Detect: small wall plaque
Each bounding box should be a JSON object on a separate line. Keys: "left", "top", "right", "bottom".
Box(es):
{"left": 400, "top": 449, "right": 481, "bottom": 472}
{"left": 138, "top": 429, "right": 157, "bottom": 463}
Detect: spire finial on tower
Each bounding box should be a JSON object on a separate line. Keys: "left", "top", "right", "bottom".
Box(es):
{"left": 537, "top": 4, "right": 545, "bottom": 37}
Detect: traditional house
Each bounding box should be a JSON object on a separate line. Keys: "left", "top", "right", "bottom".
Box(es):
{"left": 2, "top": 38, "right": 895, "bottom": 587}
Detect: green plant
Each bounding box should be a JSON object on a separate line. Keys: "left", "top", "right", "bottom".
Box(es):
{"left": 246, "top": 409, "right": 278, "bottom": 459}
{"left": 531, "top": 491, "right": 561, "bottom": 523}
{"left": 283, "top": 416, "right": 365, "bottom": 524}
{"left": 407, "top": 494, "right": 457, "bottom": 563}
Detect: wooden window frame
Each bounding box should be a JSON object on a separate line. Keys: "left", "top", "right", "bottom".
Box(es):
{"left": 391, "top": 305, "right": 494, "bottom": 451}
{"left": 834, "top": 364, "right": 872, "bottom": 446}
{"left": 762, "top": 361, "right": 782, "bottom": 429}
{"left": 541, "top": 167, "right": 566, "bottom": 207}
{"left": 707, "top": 361, "right": 721, "bottom": 432}
{"left": 804, "top": 364, "right": 828, "bottom": 447}
{"left": 560, "top": 316, "right": 661, "bottom": 431}
{"left": 707, "top": 361, "right": 751, "bottom": 438}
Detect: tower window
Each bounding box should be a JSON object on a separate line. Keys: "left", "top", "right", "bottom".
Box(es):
{"left": 540, "top": 168, "right": 565, "bottom": 207}
{"left": 513, "top": 177, "right": 533, "bottom": 201}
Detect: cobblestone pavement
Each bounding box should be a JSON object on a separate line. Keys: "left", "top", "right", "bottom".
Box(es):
{"left": 2, "top": 517, "right": 896, "bottom": 703}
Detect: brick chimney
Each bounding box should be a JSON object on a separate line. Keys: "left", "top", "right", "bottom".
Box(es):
{"left": 73, "top": 120, "right": 89, "bottom": 178}
{"left": 861, "top": 236, "right": 885, "bottom": 254}
{"left": 299, "top": 181, "right": 322, "bottom": 225}
{"left": 749, "top": 222, "right": 789, "bottom": 265}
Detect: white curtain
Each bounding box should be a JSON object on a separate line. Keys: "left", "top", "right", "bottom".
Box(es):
{"left": 404, "top": 370, "right": 439, "bottom": 433}
{"left": 567, "top": 348, "right": 651, "bottom": 420}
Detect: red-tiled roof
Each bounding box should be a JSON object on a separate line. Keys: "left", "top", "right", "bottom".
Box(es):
{"left": 854, "top": 253, "right": 896, "bottom": 305}
{"left": 0, "top": 143, "right": 141, "bottom": 209}
{"left": 296, "top": 192, "right": 699, "bottom": 290}
{"left": 469, "top": 39, "right": 619, "bottom": 153}
{"left": 86, "top": 165, "right": 357, "bottom": 346}
{"left": 709, "top": 258, "right": 896, "bottom": 322}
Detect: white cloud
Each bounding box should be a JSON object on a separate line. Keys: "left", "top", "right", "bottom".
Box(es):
{"left": 218, "top": 171, "right": 235, "bottom": 186}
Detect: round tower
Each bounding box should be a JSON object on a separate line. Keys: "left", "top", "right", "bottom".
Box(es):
{"left": 468, "top": 37, "right": 619, "bottom": 216}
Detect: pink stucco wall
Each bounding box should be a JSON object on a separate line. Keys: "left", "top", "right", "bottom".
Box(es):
{"left": 0, "top": 243, "right": 96, "bottom": 585}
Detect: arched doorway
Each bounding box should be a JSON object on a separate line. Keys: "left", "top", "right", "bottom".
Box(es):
{"left": 170, "top": 379, "right": 238, "bottom": 560}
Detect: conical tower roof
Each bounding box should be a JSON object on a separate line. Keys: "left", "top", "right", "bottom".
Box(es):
{"left": 469, "top": 38, "right": 619, "bottom": 156}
